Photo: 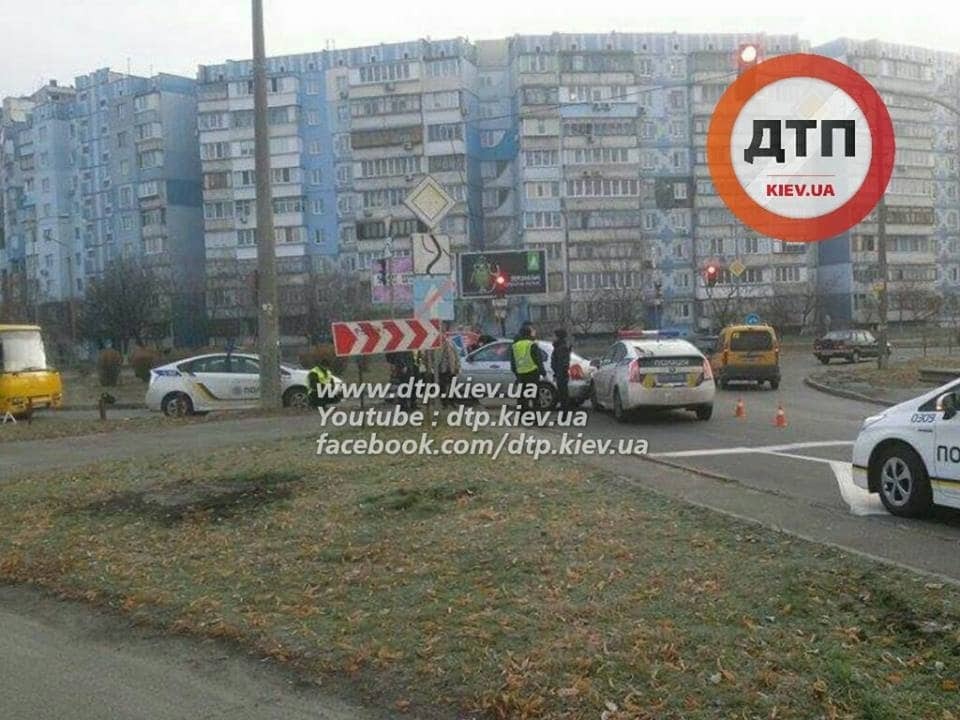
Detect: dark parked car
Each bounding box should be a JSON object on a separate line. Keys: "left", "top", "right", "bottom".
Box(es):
{"left": 813, "top": 330, "right": 891, "bottom": 364}
{"left": 687, "top": 334, "right": 720, "bottom": 357}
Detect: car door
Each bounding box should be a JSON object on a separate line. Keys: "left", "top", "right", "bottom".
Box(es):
{"left": 597, "top": 343, "right": 624, "bottom": 405}
{"left": 460, "top": 342, "right": 512, "bottom": 389}
{"left": 934, "top": 387, "right": 960, "bottom": 507}
{"left": 860, "top": 331, "right": 878, "bottom": 358}
{"left": 227, "top": 355, "right": 262, "bottom": 407}
{"left": 181, "top": 355, "right": 234, "bottom": 409}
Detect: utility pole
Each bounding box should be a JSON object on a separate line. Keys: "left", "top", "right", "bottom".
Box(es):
{"left": 252, "top": 0, "right": 281, "bottom": 408}
{"left": 876, "top": 195, "right": 889, "bottom": 369}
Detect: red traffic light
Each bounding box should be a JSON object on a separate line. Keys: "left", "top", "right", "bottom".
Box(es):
{"left": 705, "top": 265, "right": 719, "bottom": 287}
{"left": 737, "top": 43, "right": 761, "bottom": 73}
{"left": 491, "top": 270, "right": 510, "bottom": 297}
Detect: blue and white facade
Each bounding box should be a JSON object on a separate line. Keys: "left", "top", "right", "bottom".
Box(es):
{"left": 815, "top": 39, "right": 960, "bottom": 324}
{"left": 0, "top": 70, "right": 205, "bottom": 345}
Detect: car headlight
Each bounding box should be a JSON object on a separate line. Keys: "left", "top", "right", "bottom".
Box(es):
{"left": 861, "top": 413, "right": 886, "bottom": 430}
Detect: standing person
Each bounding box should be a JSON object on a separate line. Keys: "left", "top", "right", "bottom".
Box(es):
{"left": 551, "top": 328, "right": 571, "bottom": 411}
{"left": 308, "top": 359, "right": 336, "bottom": 409}
{"left": 510, "top": 323, "right": 545, "bottom": 412}
{"left": 437, "top": 329, "right": 461, "bottom": 407}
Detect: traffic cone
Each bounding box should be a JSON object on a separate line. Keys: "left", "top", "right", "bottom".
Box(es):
{"left": 774, "top": 402, "right": 787, "bottom": 428}
{"left": 734, "top": 397, "right": 746, "bottom": 418}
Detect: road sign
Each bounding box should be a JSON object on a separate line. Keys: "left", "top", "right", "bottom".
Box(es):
{"left": 745, "top": 313, "right": 761, "bottom": 325}
{"left": 458, "top": 250, "right": 547, "bottom": 299}
{"left": 729, "top": 259, "right": 746, "bottom": 277}
{"left": 413, "top": 275, "right": 455, "bottom": 321}
{"left": 332, "top": 318, "right": 442, "bottom": 357}
{"left": 412, "top": 233, "right": 451, "bottom": 275}
{"left": 371, "top": 255, "right": 412, "bottom": 305}
{"left": 707, "top": 54, "right": 895, "bottom": 242}
{"left": 404, "top": 176, "right": 456, "bottom": 229}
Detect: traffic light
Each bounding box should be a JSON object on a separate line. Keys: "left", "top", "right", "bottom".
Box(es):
{"left": 492, "top": 270, "right": 509, "bottom": 297}
{"left": 737, "top": 43, "right": 761, "bottom": 75}
{"left": 735, "top": 43, "right": 762, "bottom": 102}
{"left": 705, "top": 265, "right": 719, "bottom": 288}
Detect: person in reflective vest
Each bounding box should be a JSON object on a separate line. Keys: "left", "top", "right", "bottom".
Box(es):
{"left": 308, "top": 363, "right": 336, "bottom": 408}
{"left": 510, "top": 323, "right": 545, "bottom": 412}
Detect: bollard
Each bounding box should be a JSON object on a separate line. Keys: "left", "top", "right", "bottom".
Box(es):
{"left": 98, "top": 392, "right": 116, "bottom": 422}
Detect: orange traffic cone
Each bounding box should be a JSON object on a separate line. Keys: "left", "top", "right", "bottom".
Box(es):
{"left": 735, "top": 397, "right": 746, "bottom": 418}
{"left": 774, "top": 402, "right": 787, "bottom": 428}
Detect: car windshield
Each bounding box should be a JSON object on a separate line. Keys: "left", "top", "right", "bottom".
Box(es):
{"left": 824, "top": 331, "right": 850, "bottom": 340}
{"left": 730, "top": 331, "right": 773, "bottom": 352}
{"left": 0, "top": 329, "right": 49, "bottom": 372}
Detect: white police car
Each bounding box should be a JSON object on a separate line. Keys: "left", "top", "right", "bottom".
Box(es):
{"left": 852, "top": 378, "right": 960, "bottom": 517}
{"left": 145, "top": 352, "right": 341, "bottom": 417}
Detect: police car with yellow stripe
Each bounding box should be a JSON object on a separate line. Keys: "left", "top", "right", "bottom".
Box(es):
{"left": 852, "top": 379, "right": 960, "bottom": 517}
{"left": 590, "top": 331, "right": 715, "bottom": 422}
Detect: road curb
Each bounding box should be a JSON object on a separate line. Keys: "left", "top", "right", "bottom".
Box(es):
{"left": 802, "top": 376, "right": 895, "bottom": 407}
{"left": 61, "top": 403, "right": 144, "bottom": 411}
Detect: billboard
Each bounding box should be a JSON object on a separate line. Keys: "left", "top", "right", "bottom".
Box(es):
{"left": 458, "top": 250, "right": 547, "bottom": 299}
{"left": 371, "top": 255, "right": 412, "bottom": 305}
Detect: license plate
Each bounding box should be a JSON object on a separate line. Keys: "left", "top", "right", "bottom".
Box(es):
{"left": 656, "top": 373, "right": 685, "bottom": 386}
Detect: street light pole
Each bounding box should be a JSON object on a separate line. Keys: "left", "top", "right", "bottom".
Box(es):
{"left": 252, "top": 0, "right": 281, "bottom": 408}
{"left": 876, "top": 196, "right": 889, "bottom": 369}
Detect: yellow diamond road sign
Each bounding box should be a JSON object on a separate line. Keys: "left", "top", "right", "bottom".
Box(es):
{"left": 729, "top": 259, "right": 746, "bottom": 277}
{"left": 404, "top": 176, "right": 456, "bottom": 229}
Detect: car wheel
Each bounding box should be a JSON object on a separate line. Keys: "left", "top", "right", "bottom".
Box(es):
{"left": 695, "top": 404, "right": 713, "bottom": 421}
{"left": 818, "top": 356, "right": 830, "bottom": 365}
{"left": 769, "top": 379, "right": 780, "bottom": 390}
{"left": 613, "top": 389, "right": 630, "bottom": 423}
{"left": 283, "top": 386, "right": 310, "bottom": 409}
{"left": 590, "top": 382, "right": 603, "bottom": 411}
{"left": 536, "top": 383, "right": 556, "bottom": 411}
{"left": 162, "top": 392, "right": 194, "bottom": 418}
{"left": 851, "top": 350, "right": 861, "bottom": 364}
{"left": 875, "top": 444, "right": 932, "bottom": 518}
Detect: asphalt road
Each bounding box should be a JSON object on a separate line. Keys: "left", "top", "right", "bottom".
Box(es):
{"left": 0, "top": 585, "right": 378, "bottom": 720}
{"left": 531, "top": 347, "right": 960, "bottom": 581}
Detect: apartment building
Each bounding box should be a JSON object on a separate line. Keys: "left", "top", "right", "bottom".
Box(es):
{"left": 0, "top": 70, "right": 205, "bottom": 344}
{"left": 195, "top": 38, "right": 479, "bottom": 342}
{"left": 815, "top": 39, "right": 960, "bottom": 325}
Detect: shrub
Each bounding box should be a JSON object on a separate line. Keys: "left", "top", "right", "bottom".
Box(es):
{"left": 97, "top": 348, "right": 123, "bottom": 387}
{"left": 129, "top": 346, "right": 160, "bottom": 383}
{"left": 297, "top": 343, "right": 346, "bottom": 374}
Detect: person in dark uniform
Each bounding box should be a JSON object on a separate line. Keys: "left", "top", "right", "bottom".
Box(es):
{"left": 551, "top": 328, "right": 571, "bottom": 411}
{"left": 510, "top": 323, "right": 545, "bottom": 412}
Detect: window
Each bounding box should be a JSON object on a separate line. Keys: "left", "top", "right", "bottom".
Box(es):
{"left": 120, "top": 159, "right": 130, "bottom": 177}
{"left": 273, "top": 197, "right": 305, "bottom": 214}
{"left": 308, "top": 140, "right": 323, "bottom": 155}
{"left": 359, "top": 61, "right": 413, "bottom": 83}
{"left": 141, "top": 208, "right": 166, "bottom": 227}
{"left": 238, "top": 229, "right": 257, "bottom": 246}
{"left": 310, "top": 168, "right": 323, "bottom": 185}
{"left": 673, "top": 183, "right": 687, "bottom": 200}
{"left": 201, "top": 142, "right": 230, "bottom": 160}
{"left": 312, "top": 199, "right": 324, "bottom": 214}
{"left": 525, "top": 181, "right": 560, "bottom": 199}
{"left": 204, "top": 172, "right": 231, "bottom": 190}
{"left": 774, "top": 266, "right": 802, "bottom": 283}
{"left": 360, "top": 156, "right": 421, "bottom": 178}
{"left": 523, "top": 211, "right": 562, "bottom": 229}
{"left": 564, "top": 178, "right": 639, "bottom": 197}
{"left": 204, "top": 201, "right": 233, "bottom": 220}
{"left": 427, "top": 123, "right": 463, "bottom": 142}
{"left": 306, "top": 79, "right": 321, "bottom": 95}
{"left": 144, "top": 236, "right": 165, "bottom": 255}
{"left": 742, "top": 237, "right": 760, "bottom": 254}
{"left": 524, "top": 150, "right": 559, "bottom": 167}
{"left": 119, "top": 186, "right": 133, "bottom": 207}
{"left": 709, "top": 238, "right": 724, "bottom": 255}
{"left": 307, "top": 110, "right": 321, "bottom": 125}
{"left": 138, "top": 150, "right": 163, "bottom": 169}
{"left": 120, "top": 215, "right": 134, "bottom": 231}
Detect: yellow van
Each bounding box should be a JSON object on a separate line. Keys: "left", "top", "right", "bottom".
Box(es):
{"left": 0, "top": 325, "right": 63, "bottom": 416}
{"left": 710, "top": 324, "right": 781, "bottom": 390}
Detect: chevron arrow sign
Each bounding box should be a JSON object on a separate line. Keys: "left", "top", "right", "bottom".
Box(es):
{"left": 331, "top": 318, "right": 443, "bottom": 357}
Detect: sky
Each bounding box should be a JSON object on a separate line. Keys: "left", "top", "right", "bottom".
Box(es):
{"left": 2, "top": 1, "right": 959, "bottom": 99}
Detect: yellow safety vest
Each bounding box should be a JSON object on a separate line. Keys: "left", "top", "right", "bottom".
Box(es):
{"left": 512, "top": 339, "right": 537, "bottom": 375}
{"left": 310, "top": 366, "right": 331, "bottom": 386}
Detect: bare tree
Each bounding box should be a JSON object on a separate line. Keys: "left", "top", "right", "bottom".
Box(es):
{"left": 300, "top": 271, "right": 378, "bottom": 344}
{"left": 81, "top": 257, "right": 163, "bottom": 351}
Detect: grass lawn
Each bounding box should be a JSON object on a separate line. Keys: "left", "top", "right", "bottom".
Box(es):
{"left": 60, "top": 367, "right": 150, "bottom": 408}
{"left": 2, "top": 428, "right": 959, "bottom": 719}
{"left": 812, "top": 355, "right": 960, "bottom": 390}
